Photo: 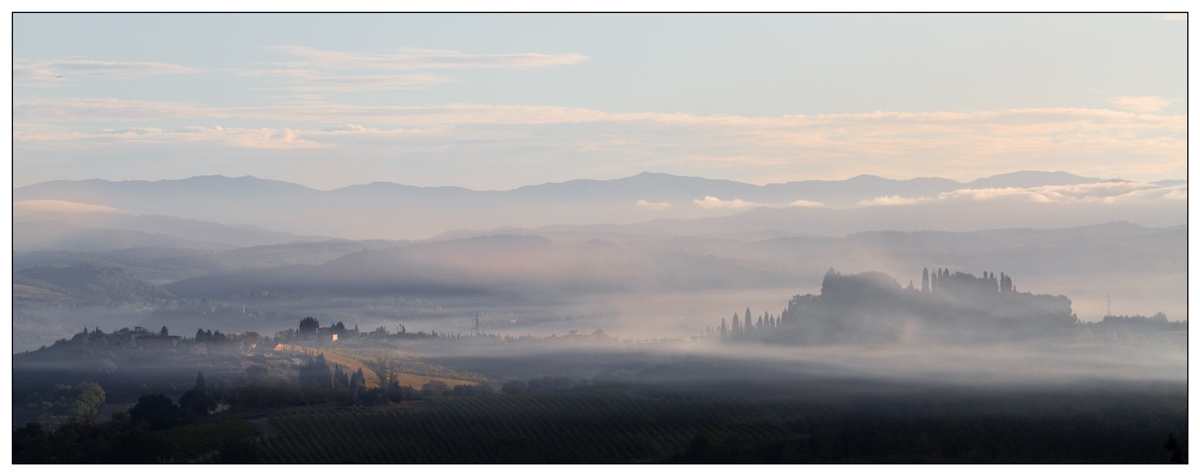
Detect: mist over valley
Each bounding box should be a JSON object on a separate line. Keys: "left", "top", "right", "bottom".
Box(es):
{"left": 12, "top": 12, "right": 1188, "bottom": 464}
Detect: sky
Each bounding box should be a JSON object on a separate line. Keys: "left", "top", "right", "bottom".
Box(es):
{"left": 12, "top": 13, "right": 1188, "bottom": 190}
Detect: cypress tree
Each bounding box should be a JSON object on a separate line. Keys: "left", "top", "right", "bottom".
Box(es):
{"left": 333, "top": 365, "right": 349, "bottom": 388}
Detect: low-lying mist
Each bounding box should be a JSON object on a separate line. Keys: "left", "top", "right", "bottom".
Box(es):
{"left": 13, "top": 220, "right": 1185, "bottom": 355}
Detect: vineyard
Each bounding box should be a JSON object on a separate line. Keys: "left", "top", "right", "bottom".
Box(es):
{"left": 253, "top": 388, "right": 800, "bottom": 463}
{"left": 243, "top": 384, "right": 1187, "bottom": 463}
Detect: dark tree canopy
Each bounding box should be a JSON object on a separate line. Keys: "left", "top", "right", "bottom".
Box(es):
{"left": 299, "top": 317, "right": 320, "bottom": 335}
{"left": 128, "top": 393, "right": 178, "bottom": 430}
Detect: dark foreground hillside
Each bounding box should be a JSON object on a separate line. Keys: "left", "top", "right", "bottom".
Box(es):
{"left": 12, "top": 321, "right": 1186, "bottom": 464}
{"left": 251, "top": 384, "right": 1182, "bottom": 464}
{"left": 14, "top": 380, "right": 1186, "bottom": 464}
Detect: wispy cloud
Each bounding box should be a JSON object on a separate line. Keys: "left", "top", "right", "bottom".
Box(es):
{"left": 13, "top": 122, "right": 423, "bottom": 148}
{"left": 239, "top": 68, "right": 451, "bottom": 92}
{"left": 14, "top": 200, "right": 125, "bottom": 216}
{"left": 1109, "top": 96, "right": 1173, "bottom": 113}
{"left": 1161, "top": 188, "right": 1187, "bottom": 200}
{"left": 238, "top": 69, "right": 320, "bottom": 78}
{"left": 265, "top": 46, "right": 587, "bottom": 70}
{"left": 322, "top": 124, "right": 378, "bottom": 132}
{"left": 96, "top": 127, "right": 161, "bottom": 135}
{"left": 232, "top": 46, "right": 582, "bottom": 94}
{"left": 859, "top": 182, "right": 1185, "bottom": 207}
{"left": 693, "top": 196, "right": 761, "bottom": 209}
{"left": 938, "top": 182, "right": 1172, "bottom": 204}
{"left": 859, "top": 195, "right": 929, "bottom": 206}
{"left": 787, "top": 199, "right": 825, "bottom": 208}
{"left": 283, "top": 74, "right": 451, "bottom": 92}
{"left": 16, "top": 99, "right": 1187, "bottom": 130}
{"left": 13, "top": 102, "right": 1186, "bottom": 189}
{"left": 17, "top": 124, "right": 327, "bottom": 150}
{"left": 941, "top": 184, "right": 1107, "bottom": 203}
{"left": 169, "top": 126, "right": 326, "bottom": 149}
{"left": 635, "top": 200, "right": 672, "bottom": 210}
{"left": 13, "top": 59, "right": 199, "bottom": 82}
{"left": 12, "top": 123, "right": 75, "bottom": 141}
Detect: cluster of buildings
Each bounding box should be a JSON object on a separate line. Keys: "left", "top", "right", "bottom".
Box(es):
{"left": 120, "top": 326, "right": 181, "bottom": 349}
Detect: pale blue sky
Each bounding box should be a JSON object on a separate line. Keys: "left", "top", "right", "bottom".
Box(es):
{"left": 13, "top": 13, "right": 1188, "bottom": 189}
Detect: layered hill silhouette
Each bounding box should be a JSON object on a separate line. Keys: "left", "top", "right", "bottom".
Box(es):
{"left": 14, "top": 221, "right": 235, "bottom": 253}
{"left": 456, "top": 198, "right": 1186, "bottom": 242}
{"left": 161, "top": 235, "right": 796, "bottom": 302}
{"left": 13, "top": 211, "right": 335, "bottom": 252}
{"left": 14, "top": 264, "right": 172, "bottom": 307}
{"left": 14, "top": 222, "right": 1182, "bottom": 315}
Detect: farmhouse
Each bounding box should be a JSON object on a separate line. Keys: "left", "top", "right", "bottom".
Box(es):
{"left": 120, "top": 326, "right": 182, "bottom": 349}
{"left": 131, "top": 334, "right": 180, "bottom": 349}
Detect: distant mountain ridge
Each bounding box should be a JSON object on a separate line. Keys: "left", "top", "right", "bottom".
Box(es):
{"left": 15, "top": 170, "right": 1111, "bottom": 208}
{"left": 14, "top": 171, "right": 1181, "bottom": 240}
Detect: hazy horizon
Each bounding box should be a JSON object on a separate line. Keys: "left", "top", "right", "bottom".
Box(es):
{"left": 4, "top": 168, "right": 1108, "bottom": 191}
{"left": 12, "top": 167, "right": 1186, "bottom": 192}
